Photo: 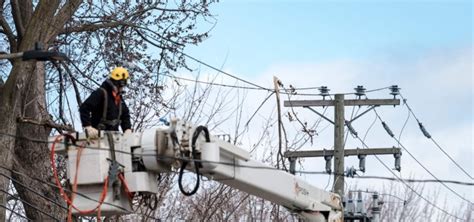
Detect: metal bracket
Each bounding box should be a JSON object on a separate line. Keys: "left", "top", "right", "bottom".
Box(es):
{"left": 305, "top": 106, "right": 334, "bottom": 125}
{"left": 107, "top": 158, "right": 125, "bottom": 200}
{"left": 347, "top": 105, "right": 379, "bottom": 123}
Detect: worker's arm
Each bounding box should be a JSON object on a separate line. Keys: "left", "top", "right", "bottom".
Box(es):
{"left": 79, "top": 89, "right": 103, "bottom": 127}
{"left": 120, "top": 99, "right": 132, "bottom": 132}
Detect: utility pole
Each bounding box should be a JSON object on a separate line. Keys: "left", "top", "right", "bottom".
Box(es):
{"left": 283, "top": 88, "right": 401, "bottom": 199}
{"left": 334, "top": 94, "right": 345, "bottom": 197}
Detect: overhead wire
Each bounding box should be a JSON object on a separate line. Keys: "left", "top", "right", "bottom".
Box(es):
{"left": 0, "top": 162, "right": 168, "bottom": 221}
{"left": 179, "top": 52, "right": 269, "bottom": 91}
{"left": 399, "top": 93, "right": 473, "bottom": 180}
{"left": 0, "top": 203, "right": 32, "bottom": 221}
{"left": 373, "top": 108, "right": 472, "bottom": 204}
{"left": 0, "top": 189, "right": 61, "bottom": 221}
{"left": 0, "top": 171, "right": 68, "bottom": 211}
{"left": 349, "top": 190, "right": 407, "bottom": 203}
{"left": 397, "top": 100, "right": 411, "bottom": 149}
{"left": 236, "top": 91, "right": 276, "bottom": 140}
{"left": 351, "top": 133, "right": 464, "bottom": 220}
{"left": 0, "top": 131, "right": 472, "bottom": 186}
{"left": 0, "top": 163, "right": 132, "bottom": 215}
{"left": 162, "top": 73, "right": 264, "bottom": 90}
{"left": 297, "top": 171, "right": 474, "bottom": 186}
{"left": 362, "top": 113, "right": 377, "bottom": 142}
{"left": 0, "top": 129, "right": 470, "bottom": 220}
{"left": 142, "top": 29, "right": 393, "bottom": 98}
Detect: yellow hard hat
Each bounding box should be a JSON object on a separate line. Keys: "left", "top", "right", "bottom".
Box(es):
{"left": 110, "top": 67, "right": 129, "bottom": 81}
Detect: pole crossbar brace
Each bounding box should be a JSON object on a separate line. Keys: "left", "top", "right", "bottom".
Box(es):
{"left": 284, "top": 99, "right": 400, "bottom": 107}
{"left": 284, "top": 147, "right": 401, "bottom": 158}
{"left": 347, "top": 105, "right": 379, "bottom": 123}
{"left": 305, "top": 106, "right": 334, "bottom": 124}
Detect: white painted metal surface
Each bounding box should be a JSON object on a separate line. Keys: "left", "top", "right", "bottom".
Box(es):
{"left": 51, "top": 121, "right": 342, "bottom": 221}
{"left": 124, "top": 172, "right": 159, "bottom": 193}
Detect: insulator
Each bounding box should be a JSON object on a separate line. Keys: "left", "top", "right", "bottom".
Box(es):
{"left": 346, "top": 121, "right": 358, "bottom": 137}
{"left": 354, "top": 85, "right": 366, "bottom": 99}
{"left": 358, "top": 154, "right": 366, "bottom": 173}
{"left": 346, "top": 166, "right": 357, "bottom": 178}
{"left": 324, "top": 155, "right": 332, "bottom": 174}
{"left": 418, "top": 122, "right": 432, "bottom": 139}
{"left": 319, "top": 86, "right": 330, "bottom": 99}
{"left": 394, "top": 153, "right": 401, "bottom": 172}
{"left": 381, "top": 122, "right": 394, "bottom": 137}
{"left": 159, "top": 117, "right": 170, "bottom": 126}
{"left": 288, "top": 157, "right": 296, "bottom": 175}
{"left": 347, "top": 191, "right": 355, "bottom": 215}
{"left": 389, "top": 85, "right": 401, "bottom": 98}
{"left": 356, "top": 190, "right": 366, "bottom": 214}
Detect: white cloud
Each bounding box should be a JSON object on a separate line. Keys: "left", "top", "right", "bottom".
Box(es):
{"left": 241, "top": 45, "right": 473, "bottom": 206}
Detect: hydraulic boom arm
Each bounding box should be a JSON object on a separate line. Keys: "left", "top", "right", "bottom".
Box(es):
{"left": 50, "top": 119, "right": 342, "bottom": 221}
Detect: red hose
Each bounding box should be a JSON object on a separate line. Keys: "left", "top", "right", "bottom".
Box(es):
{"left": 50, "top": 135, "right": 109, "bottom": 221}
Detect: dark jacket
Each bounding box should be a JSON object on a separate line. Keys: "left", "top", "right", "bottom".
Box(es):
{"left": 79, "top": 79, "right": 131, "bottom": 131}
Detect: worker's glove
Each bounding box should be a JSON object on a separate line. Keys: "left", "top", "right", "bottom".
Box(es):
{"left": 85, "top": 126, "right": 99, "bottom": 139}
{"left": 124, "top": 129, "right": 132, "bottom": 134}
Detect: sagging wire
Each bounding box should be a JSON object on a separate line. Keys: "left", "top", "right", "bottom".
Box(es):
{"left": 397, "top": 101, "right": 411, "bottom": 148}
{"left": 399, "top": 93, "right": 473, "bottom": 180}
{"left": 0, "top": 130, "right": 472, "bottom": 186}
{"left": 351, "top": 133, "right": 466, "bottom": 220}
{"left": 0, "top": 163, "right": 131, "bottom": 213}
{"left": 373, "top": 109, "right": 472, "bottom": 204}
{"left": 0, "top": 203, "right": 32, "bottom": 221}
{"left": 0, "top": 171, "right": 67, "bottom": 211}
{"left": 0, "top": 189, "right": 61, "bottom": 221}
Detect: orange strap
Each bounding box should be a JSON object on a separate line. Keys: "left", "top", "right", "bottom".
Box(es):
{"left": 112, "top": 91, "right": 121, "bottom": 106}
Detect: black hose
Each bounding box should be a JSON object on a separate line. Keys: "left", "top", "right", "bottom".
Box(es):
{"left": 178, "top": 126, "right": 210, "bottom": 196}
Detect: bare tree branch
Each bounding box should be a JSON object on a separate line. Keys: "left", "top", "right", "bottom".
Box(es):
{"left": 17, "top": 116, "right": 74, "bottom": 132}
{"left": 48, "top": 0, "right": 83, "bottom": 40}
{"left": 58, "top": 20, "right": 127, "bottom": 34}
{"left": 0, "top": 2, "right": 17, "bottom": 52}
{"left": 10, "top": 0, "right": 25, "bottom": 41}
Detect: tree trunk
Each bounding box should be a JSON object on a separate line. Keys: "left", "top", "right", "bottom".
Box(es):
{"left": 0, "top": 0, "right": 83, "bottom": 219}
{"left": 14, "top": 63, "right": 67, "bottom": 221}
{"left": 0, "top": 60, "right": 33, "bottom": 221}
{"left": 0, "top": 60, "right": 67, "bottom": 221}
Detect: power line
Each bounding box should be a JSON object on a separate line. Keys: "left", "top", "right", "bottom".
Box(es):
{"left": 297, "top": 171, "right": 474, "bottom": 186}
{"left": 0, "top": 163, "right": 168, "bottom": 222}
{"left": 373, "top": 109, "right": 472, "bottom": 204}
{"left": 283, "top": 86, "right": 392, "bottom": 97}
{"left": 180, "top": 52, "right": 270, "bottom": 91}
{"left": 0, "top": 171, "right": 68, "bottom": 211}
{"left": 144, "top": 32, "right": 393, "bottom": 98}
{"left": 0, "top": 203, "right": 31, "bottom": 221}
{"left": 237, "top": 91, "right": 276, "bottom": 140}
{"left": 0, "top": 189, "right": 61, "bottom": 221}
{"left": 161, "top": 73, "right": 264, "bottom": 90}
{"left": 351, "top": 130, "right": 465, "bottom": 220}
{"left": 0, "top": 131, "right": 472, "bottom": 187}
{"left": 0, "top": 131, "right": 470, "bottom": 220}
{"left": 399, "top": 93, "right": 473, "bottom": 180}
{"left": 0, "top": 163, "right": 132, "bottom": 215}
{"left": 349, "top": 190, "right": 407, "bottom": 203}
{"left": 135, "top": 30, "right": 270, "bottom": 91}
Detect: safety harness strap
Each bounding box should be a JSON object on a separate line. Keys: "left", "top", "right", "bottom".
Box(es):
{"left": 98, "top": 88, "right": 122, "bottom": 130}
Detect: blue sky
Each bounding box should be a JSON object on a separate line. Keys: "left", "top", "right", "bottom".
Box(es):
{"left": 177, "top": 0, "right": 473, "bottom": 216}
{"left": 188, "top": 0, "right": 471, "bottom": 76}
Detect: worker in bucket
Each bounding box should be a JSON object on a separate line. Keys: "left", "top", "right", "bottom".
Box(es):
{"left": 79, "top": 67, "right": 132, "bottom": 138}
